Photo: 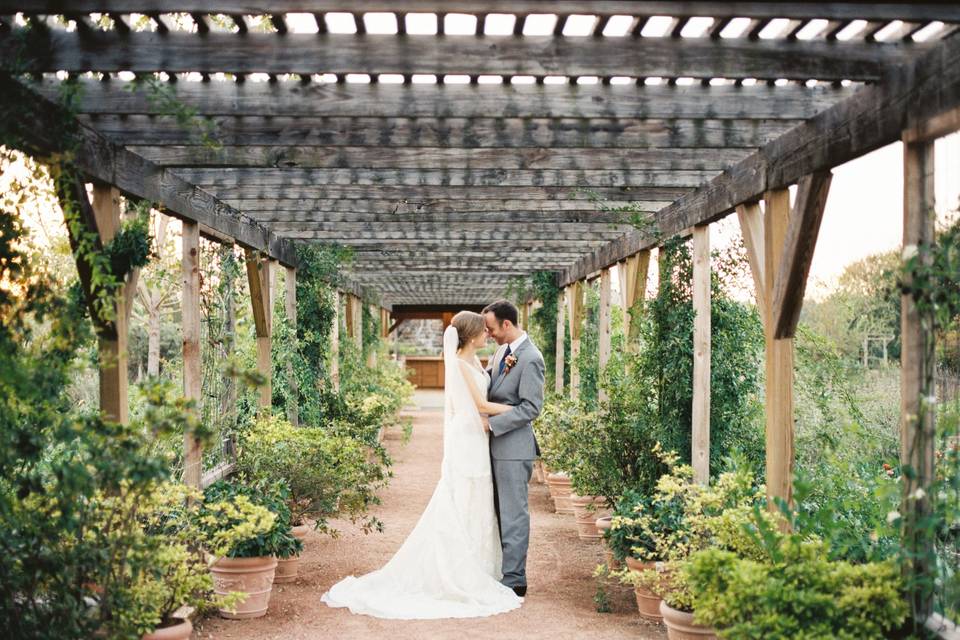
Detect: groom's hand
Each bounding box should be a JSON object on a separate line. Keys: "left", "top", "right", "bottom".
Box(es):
{"left": 481, "top": 417, "right": 491, "bottom": 434}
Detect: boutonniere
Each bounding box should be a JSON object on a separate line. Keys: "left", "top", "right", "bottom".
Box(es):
{"left": 504, "top": 354, "right": 518, "bottom": 374}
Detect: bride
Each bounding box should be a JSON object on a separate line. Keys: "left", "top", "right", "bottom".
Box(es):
{"left": 320, "top": 311, "right": 523, "bottom": 619}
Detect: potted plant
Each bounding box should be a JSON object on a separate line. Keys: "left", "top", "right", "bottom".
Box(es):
{"left": 238, "top": 415, "right": 387, "bottom": 540}
{"left": 134, "top": 482, "right": 247, "bottom": 639}
{"left": 621, "top": 446, "right": 771, "bottom": 633}
{"left": 687, "top": 511, "right": 908, "bottom": 638}
{"left": 198, "top": 479, "right": 302, "bottom": 619}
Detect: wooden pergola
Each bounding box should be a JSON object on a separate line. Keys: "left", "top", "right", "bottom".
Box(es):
{"left": 1, "top": 2, "right": 958, "bottom": 630}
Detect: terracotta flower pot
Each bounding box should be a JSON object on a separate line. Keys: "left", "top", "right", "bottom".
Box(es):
{"left": 545, "top": 472, "right": 574, "bottom": 514}
{"left": 275, "top": 523, "right": 311, "bottom": 583}
{"left": 292, "top": 523, "right": 310, "bottom": 541}
{"left": 570, "top": 494, "right": 611, "bottom": 540}
{"left": 660, "top": 601, "right": 717, "bottom": 639}
{"left": 210, "top": 556, "right": 277, "bottom": 619}
{"left": 142, "top": 618, "right": 192, "bottom": 640}
{"left": 274, "top": 555, "right": 300, "bottom": 584}
{"left": 625, "top": 557, "right": 663, "bottom": 622}
{"left": 595, "top": 516, "right": 621, "bottom": 569}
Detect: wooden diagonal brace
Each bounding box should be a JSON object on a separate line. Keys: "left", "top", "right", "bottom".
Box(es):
{"left": 772, "top": 171, "right": 832, "bottom": 339}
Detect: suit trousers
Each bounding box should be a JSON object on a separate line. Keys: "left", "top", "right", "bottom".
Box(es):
{"left": 491, "top": 458, "right": 534, "bottom": 588}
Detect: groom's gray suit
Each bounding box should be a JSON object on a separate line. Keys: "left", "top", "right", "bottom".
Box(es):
{"left": 486, "top": 336, "right": 545, "bottom": 589}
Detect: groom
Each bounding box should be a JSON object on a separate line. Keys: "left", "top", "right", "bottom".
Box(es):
{"left": 481, "top": 300, "right": 545, "bottom": 598}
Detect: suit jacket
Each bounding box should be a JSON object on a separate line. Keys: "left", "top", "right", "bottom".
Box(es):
{"left": 486, "top": 337, "right": 545, "bottom": 461}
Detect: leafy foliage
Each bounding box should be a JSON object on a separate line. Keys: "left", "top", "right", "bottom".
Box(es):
{"left": 200, "top": 478, "right": 302, "bottom": 559}
{"left": 237, "top": 415, "right": 387, "bottom": 534}
{"left": 689, "top": 536, "right": 907, "bottom": 639}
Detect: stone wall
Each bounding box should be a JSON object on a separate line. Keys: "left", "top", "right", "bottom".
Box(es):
{"left": 396, "top": 318, "right": 443, "bottom": 355}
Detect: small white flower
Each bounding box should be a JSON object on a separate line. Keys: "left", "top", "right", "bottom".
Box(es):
{"left": 902, "top": 244, "right": 918, "bottom": 260}
{"left": 911, "top": 488, "right": 927, "bottom": 501}
{"left": 886, "top": 510, "right": 901, "bottom": 524}
{"left": 923, "top": 395, "right": 938, "bottom": 406}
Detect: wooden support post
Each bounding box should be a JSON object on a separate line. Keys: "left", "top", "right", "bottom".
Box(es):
{"left": 245, "top": 249, "right": 272, "bottom": 412}
{"left": 331, "top": 290, "right": 341, "bottom": 392}
{"left": 567, "top": 281, "right": 585, "bottom": 401}
{"left": 285, "top": 266, "right": 299, "bottom": 427}
{"left": 555, "top": 293, "right": 565, "bottom": 395}
{"left": 692, "top": 224, "right": 711, "bottom": 485}
{"left": 181, "top": 220, "right": 202, "bottom": 487}
{"left": 618, "top": 250, "right": 650, "bottom": 342}
{"left": 763, "top": 188, "right": 795, "bottom": 510}
{"left": 91, "top": 184, "right": 131, "bottom": 425}
{"left": 901, "top": 137, "right": 937, "bottom": 621}
{"left": 598, "top": 268, "right": 612, "bottom": 402}
{"left": 367, "top": 303, "right": 378, "bottom": 367}
{"left": 345, "top": 293, "right": 363, "bottom": 350}
{"left": 738, "top": 173, "right": 830, "bottom": 510}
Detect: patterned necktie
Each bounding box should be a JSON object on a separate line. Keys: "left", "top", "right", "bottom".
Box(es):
{"left": 499, "top": 345, "right": 512, "bottom": 375}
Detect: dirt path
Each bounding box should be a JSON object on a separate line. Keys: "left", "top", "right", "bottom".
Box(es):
{"left": 196, "top": 391, "right": 666, "bottom": 640}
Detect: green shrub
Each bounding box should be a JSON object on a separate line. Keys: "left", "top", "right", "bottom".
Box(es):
{"left": 237, "top": 415, "right": 386, "bottom": 534}
{"left": 689, "top": 537, "right": 908, "bottom": 639}
{"left": 605, "top": 489, "right": 655, "bottom": 563}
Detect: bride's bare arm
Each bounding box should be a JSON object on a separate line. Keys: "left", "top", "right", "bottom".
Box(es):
{"left": 458, "top": 360, "right": 512, "bottom": 415}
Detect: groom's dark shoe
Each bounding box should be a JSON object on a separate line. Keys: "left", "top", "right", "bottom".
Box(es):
{"left": 512, "top": 585, "right": 527, "bottom": 597}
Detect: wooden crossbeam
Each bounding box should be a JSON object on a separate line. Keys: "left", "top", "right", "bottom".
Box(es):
{"left": 129, "top": 145, "right": 752, "bottom": 171}
{"left": 227, "top": 198, "right": 672, "bottom": 214}
{"left": 1, "top": 74, "right": 299, "bottom": 267}
{"left": 216, "top": 185, "right": 688, "bottom": 202}
{"left": 264, "top": 222, "right": 633, "bottom": 239}
{"left": 559, "top": 29, "right": 960, "bottom": 285}
{"left": 244, "top": 209, "right": 667, "bottom": 224}
{"left": 277, "top": 235, "right": 612, "bottom": 247}
{"left": 2, "top": 30, "right": 925, "bottom": 80}
{"left": 89, "top": 115, "right": 796, "bottom": 149}
{"left": 10, "top": 3, "right": 960, "bottom": 23}
{"left": 173, "top": 167, "right": 717, "bottom": 189}
{"left": 42, "top": 79, "right": 855, "bottom": 120}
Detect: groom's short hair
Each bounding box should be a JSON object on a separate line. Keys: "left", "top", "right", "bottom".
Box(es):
{"left": 482, "top": 300, "right": 519, "bottom": 327}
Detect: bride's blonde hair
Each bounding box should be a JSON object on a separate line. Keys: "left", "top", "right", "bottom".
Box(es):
{"left": 451, "top": 311, "right": 486, "bottom": 351}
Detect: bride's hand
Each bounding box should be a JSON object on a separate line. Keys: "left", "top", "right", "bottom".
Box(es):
{"left": 481, "top": 417, "right": 491, "bottom": 434}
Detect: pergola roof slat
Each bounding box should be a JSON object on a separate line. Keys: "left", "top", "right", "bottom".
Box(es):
{"left": 5, "top": 1, "right": 956, "bottom": 307}
{"left": 560, "top": 25, "right": 960, "bottom": 285}
{"left": 41, "top": 79, "right": 857, "bottom": 120}
{"left": 216, "top": 185, "right": 688, "bottom": 201}
{"left": 172, "top": 167, "right": 718, "bottom": 188}
{"left": 1, "top": 30, "right": 926, "bottom": 81}
{"left": 9, "top": 2, "right": 960, "bottom": 23}
{"left": 85, "top": 115, "right": 797, "bottom": 149}
{"left": 0, "top": 73, "right": 300, "bottom": 268}
{"left": 130, "top": 145, "right": 753, "bottom": 171}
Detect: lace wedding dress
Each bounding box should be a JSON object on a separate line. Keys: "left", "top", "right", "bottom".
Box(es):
{"left": 320, "top": 326, "right": 522, "bottom": 619}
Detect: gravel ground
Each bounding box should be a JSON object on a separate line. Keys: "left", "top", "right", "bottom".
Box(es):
{"left": 195, "top": 391, "right": 666, "bottom": 640}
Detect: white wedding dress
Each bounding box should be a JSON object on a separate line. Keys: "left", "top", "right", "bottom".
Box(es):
{"left": 320, "top": 326, "right": 522, "bottom": 619}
